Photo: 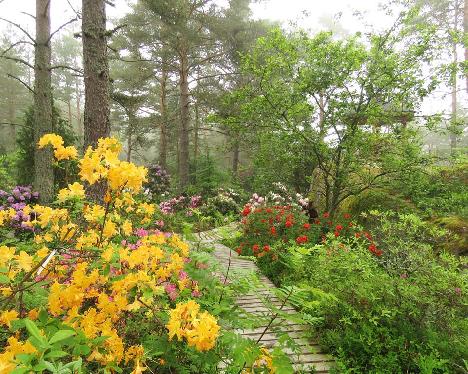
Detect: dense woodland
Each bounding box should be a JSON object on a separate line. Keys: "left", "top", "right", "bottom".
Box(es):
{"left": 0, "top": 0, "right": 467, "bottom": 373}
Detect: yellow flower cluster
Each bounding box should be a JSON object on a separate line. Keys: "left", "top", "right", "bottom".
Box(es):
{"left": 167, "top": 300, "right": 220, "bottom": 352}
{"left": 0, "top": 337, "right": 36, "bottom": 373}
{"left": 38, "top": 133, "right": 77, "bottom": 161}
{"left": 0, "top": 208, "right": 15, "bottom": 226}
{"left": 242, "top": 348, "right": 276, "bottom": 373}
{"left": 77, "top": 137, "right": 147, "bottom": 192}
{"left": 0, "top": 245, "right": 35, "bottom": 295}
{"left": 0, "top": 135, "right": 216, "bottom": 372}
{"left": 57, "top": 182, "right": 86, "bottom": 202}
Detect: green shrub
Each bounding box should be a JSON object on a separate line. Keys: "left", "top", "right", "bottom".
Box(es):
{"left": 283, "top": 212, "right": 467, "bottom": 373}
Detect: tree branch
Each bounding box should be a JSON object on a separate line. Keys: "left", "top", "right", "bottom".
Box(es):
{"left": 6, "top": 73, "right": 34, "bottom": 94}
{"left": 47, "top": 17, "right": 79, "bottom": 43}
{"left": 0, "top": 55, "right": 34, "bottom": 70}
{"left": 0, "top": 17, "right": 36, "bottom": 44}
{"left": 0, "top": 41, "right": 34, "bottom": 56}
{"left": 50, "top": 64, "right": 83, "bottom": 75}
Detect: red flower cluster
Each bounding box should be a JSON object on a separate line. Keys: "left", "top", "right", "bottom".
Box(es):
{"left": 242, "top": 205, "right": 252, "bottom": 216}
{"left": 296, "top": 235, "right": 308, "bottom": 244}
{"left": 239, "top": 204, "right": 315, "bottom": 259}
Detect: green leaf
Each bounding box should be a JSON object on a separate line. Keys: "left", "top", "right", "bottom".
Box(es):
{"left": 72, "top": 344, "right": 91, "bottom": 356}
{"left": 11, "top": 368, "right": 30, "bottom": 374}
{"left": 49, "top": 329, "right": 76, "bottom": 345}
{"left": 24, "top": 319, "right": 47, "bottom": 346}
{"left": 45, "top": 350, "right": 69, "bottom": 359}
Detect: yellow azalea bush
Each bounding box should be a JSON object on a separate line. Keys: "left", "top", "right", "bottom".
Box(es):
{"left": 0, "top": 134, "right": 220, "bottom": 373}
{"left": 166, "top": 300, "right": 220, "bottom": 352}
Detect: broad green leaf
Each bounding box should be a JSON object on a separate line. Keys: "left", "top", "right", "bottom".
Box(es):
{"left": 49, "top": 329, "right": 76, "bottom": 345}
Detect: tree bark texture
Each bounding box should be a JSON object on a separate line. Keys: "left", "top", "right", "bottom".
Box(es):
{"left": 178, "top": 43, "right": 190, "bottom": 188}
{"left": 464, "top": 0, "right": 468, "bottom": 92}
{"left": 451, "top": 0, "right": 459, "bottom": 152}
{"left": 34, "top": 0, "right": 54, "bottom": 203}
{"left": 159, "top": 66, "right": 168, "bottom": 168}
{"left": 82, "top": 0, "right": 110, "bottom": 149}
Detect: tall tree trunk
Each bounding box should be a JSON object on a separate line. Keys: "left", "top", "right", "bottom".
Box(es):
{"left": 74, "top": 70, "right": 83, "bottom": 147}
{"left": 34, "top": 0, "right": 54, "bottom": 203}
{"left": 232, "top": 135, "right": 240, "bottom": 178}
{"left": 178, "top": 44, "right": 190, "bottom": 188}
{"left": 67, "top": 98, "right": 72, "bottom": 127}
{"left": 8, "top": 93, "right": 16, "bottom": 151}
{"left": 193, "top": 97, "right": 199, "bottom": 169}
{"left": 82, "top": 0, "right": 110, "bottom": 149}
{"left": 451, "top": 1, "right": 459, "bottom": 153}
{"left": 159, "top": 65, "right": 168, "bottom": 168}
{"left": 464, "top": 0, "right": 468, "bottom": 92}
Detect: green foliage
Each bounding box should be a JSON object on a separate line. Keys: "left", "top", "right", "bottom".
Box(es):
{"left": 278, "top": 212, "right": 467, "bottom": 373}
{"left": 16, "top": 106, "right": 77, "bottom": 188}
{"left": 219, "top": 25, "right": 436, "bottom": 214}
{"left": 0, "top": 152, "right": 19, "bottom": 189}
{"left": 189, "top": 154, "right": 230, "bottom": 195}
{"left": 390, "top": 156, "right": 468, "bottom": 218}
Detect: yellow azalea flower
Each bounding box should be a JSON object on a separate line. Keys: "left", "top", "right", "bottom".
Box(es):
{"left": 131, "top": 360, "right": 147, "bottom": 374}
{"left": 0, "top": 287, "right": 12, "bottom": 296}
{"left": 54, "top": 145, "right": 78, "bottom": 161}
{"left": 107, "top": 162, "right": 147, "bottom": 192}
{"left": 102, "top": 246, "right": 114, "bottom": 262}
{"left": 83, "top": 205, "right": 106, "bottom": 222}
{"left": 38, "top": 133, "right": 64, "bottom": 149}
{"left": 58, "top": 182, "right": 85, "bottom": 202}
{"left": 166, "top": 300, "right": 219, "bottom": 351}
{"left": 16, "top": 251, "right": 33, "bottom": 272}
{"left": 185, "top": 311, "right": 220, "bottom": 352}
{"left": 0, "top": 245, "right": 15, "bottom": 267}
{"left": 60, "top": 223, "right": 77, "bottom": 241}
{"left": 103, "top": 220, "right": 117, "bottom": 238}
{"left": 125, "top": 345, "right": 145, "bottom": 364}
{"left": 28, "top": 309, "right": 39, "bottom": 320}
{"left": 0, "top": 309, "right": 19, "bottom": 328}
{"left": 122, "top": 220, "right": 133, "bottom": 236}
{"left": 37, "top": 246, "right": 49, "bottom": 259}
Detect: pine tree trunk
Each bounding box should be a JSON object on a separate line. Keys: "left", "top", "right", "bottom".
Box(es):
{"left": 178, "top": 44, "right": 190, "bottom": 188}
{"left": 75, "top": 71, "right": 83, "bottom": 147}
{"left": 193, "top": 97, "right": 199, "bottom": 169}
{"left": 159, "top": 66, "right": 168, "bottom": 168}
{"left": 82, "top": 0, "right": 110, "bottom": 149}
{"left": 464, "top": 0, "right": 468, "bottom": 92}
{"left": 33, "top": 0, "right": 54, "bottom": 203}
{"left": 232, "top": 135, "right": 239, "bottom": 178}
{"left": 451, "top": 1, "right": 459, "bottom": 153}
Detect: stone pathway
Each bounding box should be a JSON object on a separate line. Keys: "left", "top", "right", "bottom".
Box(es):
{"left": 194, "top": 225, "right": 335, "bottom": 373}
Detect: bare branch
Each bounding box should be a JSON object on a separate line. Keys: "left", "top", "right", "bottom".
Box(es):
{"left": 0, "top": 17, "right": 36, "bottom": 44}
{"left": 20, "top": 12, "right": 36, "bottom": 20}
{"left": 66, "top": 0, "right": 81, "bottom": 18}
{"left": 1, "top": 41, "right": 34, "bottom": 56}
{"left": 0, "top": 55, "right": 34, "bottom": 70}
{"left": 50, "top": 64, "right": 83, "bottom": 75}
{"left": 6, "top": 73, "right": 34, "bottom": 94}
{"left": 47, "top": 17, "right": 79, "bottom": 43}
